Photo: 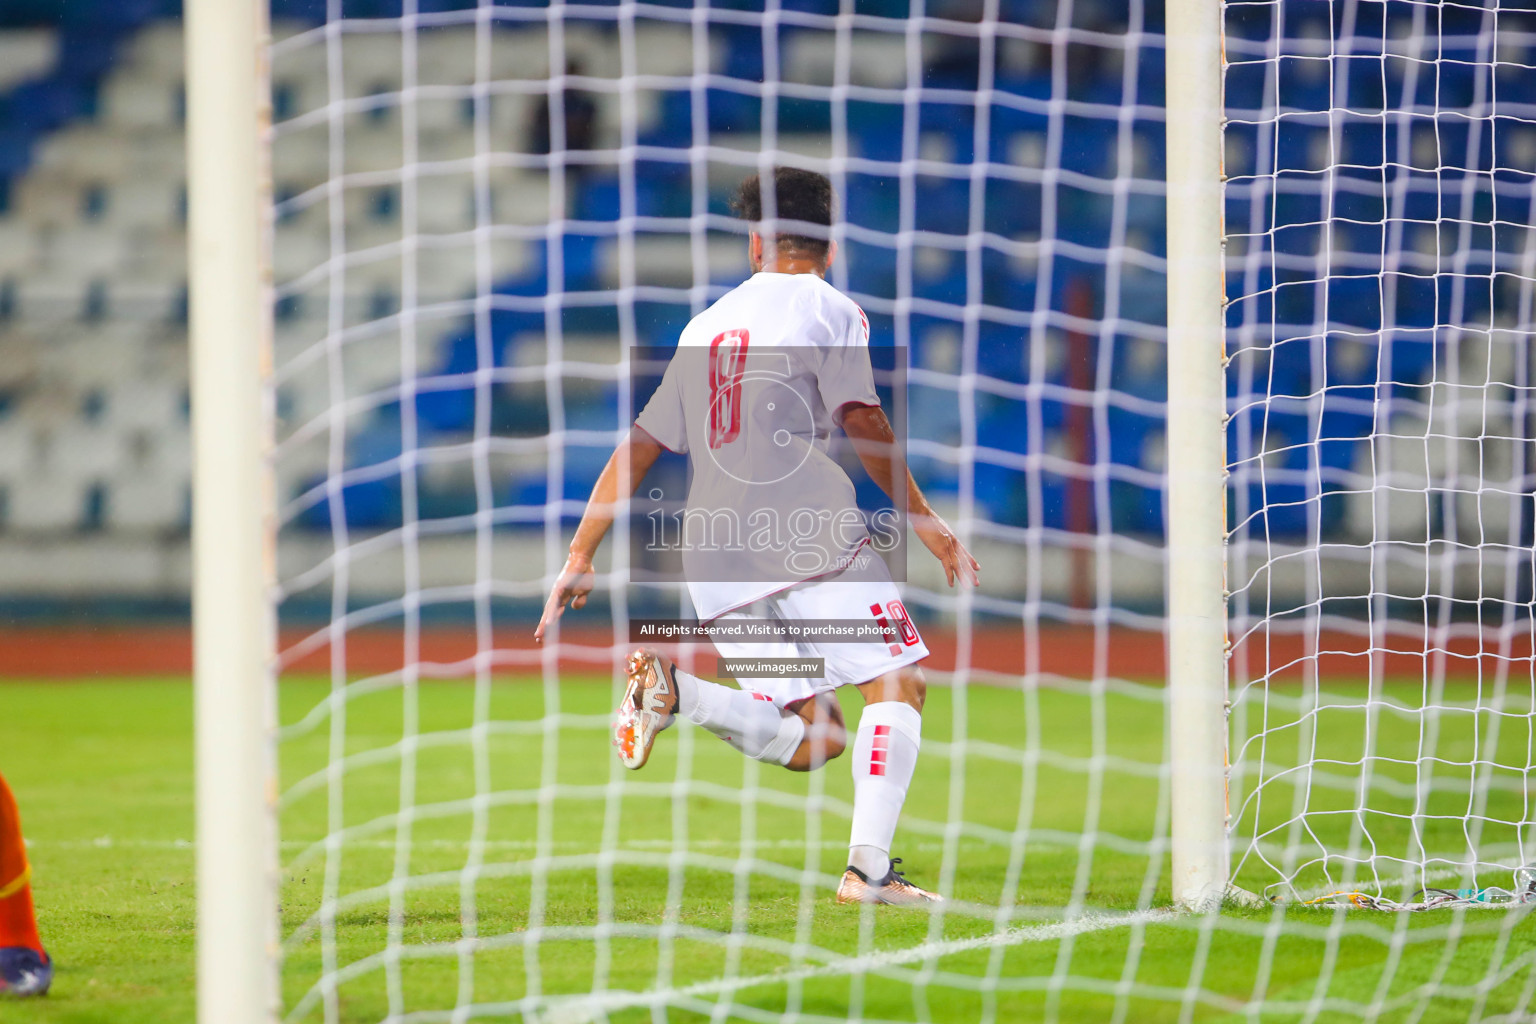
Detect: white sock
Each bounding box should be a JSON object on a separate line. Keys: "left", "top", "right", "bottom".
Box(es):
{"left": 848, "top": 701, "right": 922, "bottom": 878}
{"left": 673, "top": 667, "right": 806, "bottom": 766}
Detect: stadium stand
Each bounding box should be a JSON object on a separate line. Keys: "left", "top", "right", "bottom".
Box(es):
{"left": 0, "top": 1, "right": 1513, "bottom": 613}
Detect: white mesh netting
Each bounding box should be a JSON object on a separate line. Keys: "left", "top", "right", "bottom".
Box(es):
{"left": 258, "top": 0, "right": 1536, "bottom": 1020}
{"left": 1225, "top": 1, "right": 1536, "bottom": 912}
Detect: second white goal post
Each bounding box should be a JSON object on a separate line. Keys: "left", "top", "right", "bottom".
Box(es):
{"left": 185, "top": 0, "right": 278, "bottom": 1019}
{"left": 1165, "top": 0, "right": 1235, "bottom": 912}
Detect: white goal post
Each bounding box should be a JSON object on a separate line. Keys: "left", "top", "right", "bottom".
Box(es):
{"left": 1164, "top": 0, "right": 1234, "bottom": 912}
{"left": 185, "top": 0, "right": 279, "bottom": 1019}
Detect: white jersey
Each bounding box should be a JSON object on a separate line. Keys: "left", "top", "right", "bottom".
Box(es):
{"left": 635, "top": 271, "right": 881, "bottom": 621}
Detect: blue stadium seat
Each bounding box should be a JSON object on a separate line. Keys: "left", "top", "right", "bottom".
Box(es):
{"left": 633, "top": 301, "right": 692, "bottom": 347}
{"left": 843, "top": 239, "right": 897, "bottom": 300}
{"left": 973, "top": 459, "right": 1031, "bottom": 527}
{"left": 912, "top": 264, "right": 966, "bottom": 306}
{"left": 1327, "top": 277, "right": 1383, "bottom": 332}
{"left": 847, "top": 101, "right": 904, "bottom": 162}
{"left": 504, "top": 444, "right": 610, "bottom": 509}
{"left": 1111, "top": 478, "right": 1164, "bottom": 536}
{"left": 575, "top": 174, "right": 621, "bottom": 222}
{"left": 1134, "top": 45, "right": 1166, "bottom": 107}
{"left": 1058, "top": 115, "right": 1117, "bottom": 178}
{"left": 908, "top": 381, "right": 961, "bottom": 451}
{"left": 976, "top": 391, "right": 1033, "bottom": 457}
{"left": 1106, "top": 406, "right": 1161, "bottom": 471}
{"left": 918, "top": 102, "right": 975, "bottom": 164}
{"left": 974, "top": 321, "right": 1030, "bottom": 385}
{"left": 1236, "top": 484, "right": 1314, "bottom": 540}
{"left": 1054, "top": 188, "right": 1114, "bottom": 248}
{"left": 913, "top": 175, "right": 970, "bottom": 235}
{"left": 1276, "top": 55, "right": 1330, "bottom": 113}
{"left": 1109, "top": 338, "right": 1166, "bottom": 401}
{"left": 1117, "top": 262, "right": 1165, "bottom": 326}
{"left": 1223, "top": 60, "right": 1266, "bottom": 116}
{"left": 845, "top": 173, "right": 900, "bottom": 234}
{"left": 294, "top": 458, "right": 403, "bottom": 529}
{"left": 316, "top": 476, "right": 400, "bottom": 530}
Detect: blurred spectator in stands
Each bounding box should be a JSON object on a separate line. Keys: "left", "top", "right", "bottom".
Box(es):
{"left": 528, "top": 60, "right": 598, "bottom": 215}
{"left": 923, "top": 0, "right": 983, "bottom": 88}
{"left": 1066, "top": 19, "right": 1121, "bottom": 101}
{"left": 528, "top": 60, "right": 597, "bottom": 156}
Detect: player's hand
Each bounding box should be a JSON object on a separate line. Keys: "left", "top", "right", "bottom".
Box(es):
{"left": 535, "top": 552, "right": 596, "bottom": 642}
{"left": 912, "top": 511, "right": 980, "bottom": 588}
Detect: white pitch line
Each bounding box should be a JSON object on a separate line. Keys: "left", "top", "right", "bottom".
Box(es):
{"left": 27, "top": 835, "right": 841, "bottom": 853}
{"left": 25, "top": 837, "right": 995, "bottom": 853}
{"left": 30, "top": 837, "right": 834, "bottom": 851}
{"left": 538, "top": 909, "right": 1177, "bottom": 1024}
{"left": 24, "top": 837, "right": 842, "bottom": 851}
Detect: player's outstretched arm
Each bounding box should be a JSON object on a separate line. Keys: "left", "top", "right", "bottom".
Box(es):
{"left": 839, "top": 403, "right": 980, "bottom": 588}
{"left": 534, "top": 427, "right": 667, "bottom": 641}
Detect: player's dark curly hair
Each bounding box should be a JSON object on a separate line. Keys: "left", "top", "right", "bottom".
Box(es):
{"left": 730, "top": 167, "right": 833, "bottom": 262}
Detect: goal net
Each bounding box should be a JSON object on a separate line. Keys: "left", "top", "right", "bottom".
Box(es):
{"left": 1225, "top": 0, "right": 1536, "bottom": 910}
{"left": 249, "top": 0, "right": 1536, "bottom": 1020}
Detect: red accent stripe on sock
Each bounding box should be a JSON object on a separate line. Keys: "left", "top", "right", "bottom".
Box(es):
{"left": 868, "top": 723, "right": 891, "bottom": 776}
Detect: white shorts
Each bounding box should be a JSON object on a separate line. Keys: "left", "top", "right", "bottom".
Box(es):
{"left": 709, "top": 555, "right": 929, "bottom": 707}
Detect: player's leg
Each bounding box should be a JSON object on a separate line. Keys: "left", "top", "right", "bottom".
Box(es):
{"left": 836, "top": 665, "right": 941, "bottom": 904}
{"left": 614, "top": 648, "right": 830, "bottom": 770}
{"left": 776, "top": 555, "right": 939, "bottom": 904}
{"left": 0, "top": 771, "right": 51, "bottom": 997}
{"left": 779, "top": 691, "right": 846, "bottom": 772}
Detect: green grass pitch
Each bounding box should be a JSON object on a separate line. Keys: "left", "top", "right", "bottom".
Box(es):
{"left": 3, "top": 675, "right": 1535, "bottom": 1022}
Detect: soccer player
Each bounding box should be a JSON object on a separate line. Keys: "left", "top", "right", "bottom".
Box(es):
{"left": 536, "top": 167, "right": 978, "bottom": 904}
{"left": 0, "top": 771, "right": 50, "bottom": 997}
